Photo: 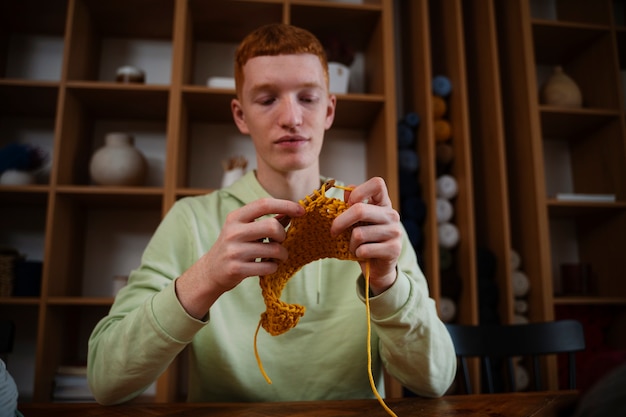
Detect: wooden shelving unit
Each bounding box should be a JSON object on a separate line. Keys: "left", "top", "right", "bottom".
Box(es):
{"left": 1, "top": 0, "right": 399, "bottom": 403}
{"left": 3, "top": 0, "right": 625, "bottom": 403}
{"left": 397, "top": 0, "right": 626, "bottom": 393}
{"left": 494, "top": 0, "right": 626, "bottom": 390}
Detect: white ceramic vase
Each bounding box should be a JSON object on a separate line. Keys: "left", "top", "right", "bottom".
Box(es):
{"left": 541, "top": 66, "right": 583, "bottom": 108}
{"left": 328, "top": 62, "right": 350, "bottom": 94}
{"left": 89, "top": 132, "right": 147, "bottom": 186}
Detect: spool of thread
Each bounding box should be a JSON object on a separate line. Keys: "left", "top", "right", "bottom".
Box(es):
{"left": 398, "top": 149, "right": 420, "bottom": 173}
{"left": 438, "top": 297, "right": 457, "bottom": 322}
{"left": 436, "top": 175, "right": 458, "bottom": 199}
{"left": 438, "top": 222, "right": 460, "bottom": 249}
{"left": 434, "top": 119, "right": 452, "bottom": 141}
{"left": 397, "top": 121, "right": 415, "bottom": 149}
{"left": 436, "top": 198, "right": 454, "bottom": 223}
{"left": 432, "top": 95, "right": 447, "bottom": 119}
{"left": 510, "top": 249, "right": 521, "bottom": 271}
{"left": 432, "top": 75, "right": 452, "bottom": 97}
{"left": 512, "top": 270, "right": 530, "bottom": 297}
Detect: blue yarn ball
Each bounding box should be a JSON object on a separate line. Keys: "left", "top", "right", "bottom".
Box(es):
{"left": 398, "top": 149, "right": 419, "bottom": 173}
{"left": 397, "top": 122, "right": 415, "bottom": 149}
{"left": 403, "top": 112, "right": 421, "bottom": 128}
{"left": 432, "top": 75, "right": 452, "bottom": 97}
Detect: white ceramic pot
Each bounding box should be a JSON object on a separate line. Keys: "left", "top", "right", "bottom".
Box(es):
{"left": 541, "top": 66, "right": 582, "bottom": 108}
{"left": 0, "top": 170, "right": 35, "bottom": 186}
{"left": 328, "top": 62, "right": 350, "bottom": 94}
{"left": 89, "top": 132, "right": 147, "bottom": 186}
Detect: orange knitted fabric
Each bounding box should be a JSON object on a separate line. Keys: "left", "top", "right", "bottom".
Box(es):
{"left": 257, "top": 180, "right": 359, "bottom": 337}
{"left": 253, "top": 180, "right": 398, "bottom": 417}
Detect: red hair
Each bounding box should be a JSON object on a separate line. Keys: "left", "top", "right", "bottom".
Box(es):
{"left": 234, "top": 23, "right": 329, "bottom": 96}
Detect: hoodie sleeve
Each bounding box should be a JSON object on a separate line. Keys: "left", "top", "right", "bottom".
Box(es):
{"left": 87, "top": 200, "right": 207, "bottom": 405}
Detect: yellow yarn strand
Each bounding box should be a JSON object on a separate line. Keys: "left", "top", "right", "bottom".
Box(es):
{"left": 254, "top": 321, "right": 272, "bottom": 384}
{"left": 365, "top": 261, "right": 398, "bottom": 417}
{"left": 254, "top": 181, "right": 397, "bottom": 416}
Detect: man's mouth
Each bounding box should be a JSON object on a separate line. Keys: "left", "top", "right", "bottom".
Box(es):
{"left": 275, "top": 135, "right": 308, "bottom": 144}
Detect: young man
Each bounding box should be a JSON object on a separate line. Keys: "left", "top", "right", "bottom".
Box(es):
{"left": 87, "top": 23, "right": 456, "bottom": 405}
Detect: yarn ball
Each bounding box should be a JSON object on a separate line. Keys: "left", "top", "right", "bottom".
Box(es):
{"left": 432, "top": 75, "right": 452, "bottom": 97}
{"left": 398, "top": 149, "right": 420, "bottom": 173}
{"left": 0, "top": 142, "right": 47, "bottom": 173}
{"left": 403, "top": 112, "right": 421, "bottom": 128}
{"left": 397, "top": 121, "right": 415, "bottom": 148}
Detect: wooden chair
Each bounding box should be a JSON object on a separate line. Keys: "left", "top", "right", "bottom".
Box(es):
{"left": 445, "top": 320, "right": 585, "bottom": 393}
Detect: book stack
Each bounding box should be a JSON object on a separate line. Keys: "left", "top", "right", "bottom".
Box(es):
{"left": 53, "top": 364, "right": 94, "bottom": 402}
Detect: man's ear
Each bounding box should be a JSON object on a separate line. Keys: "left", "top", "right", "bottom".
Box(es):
{"left": 324, "top": 94, "right": 337, "bottom": 130}
{"left": 231, "top": 98, "right": 250, "bottom": 134}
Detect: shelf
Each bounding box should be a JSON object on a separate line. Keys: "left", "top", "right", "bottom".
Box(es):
{"left": 55, "top": 186, "right": 164, "bottom": 209}
{"left": 554, "top": 296, "right": 626, "bottom": 305}
{"left": 65, "top": 83, "right": 170, "bottom": 120}
{"left": 547, "top": 200, "right": 626, "bottom": 217}
{"left": 540, "top": 107, "right": 620, "bottom": 139}
{"left": 0, "top": 297, "right": 41, "bottom": 306}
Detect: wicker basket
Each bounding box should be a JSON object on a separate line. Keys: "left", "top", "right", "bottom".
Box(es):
{"left": 0, "top": 249, "right": 20, "bottom": 297}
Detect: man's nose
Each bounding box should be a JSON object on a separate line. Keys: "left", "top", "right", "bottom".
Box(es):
{"left": 278, "top": 96, "right": 303, "bottom": 129}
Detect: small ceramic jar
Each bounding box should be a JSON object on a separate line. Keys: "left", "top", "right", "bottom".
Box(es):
{"left": 115, "top": 66, "right": 145, "bottom": 84}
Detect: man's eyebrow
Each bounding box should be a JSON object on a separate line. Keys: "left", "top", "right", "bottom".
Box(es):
{"left": 249, "top": 81, "right": 324, "bottom": 96}
{"left": 248, "top": 83, "right": 276, "bottom": 97}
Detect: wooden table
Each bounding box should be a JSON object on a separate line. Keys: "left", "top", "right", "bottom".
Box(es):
{"left": 18, "top": 391, "right": 579, "bottom": 416}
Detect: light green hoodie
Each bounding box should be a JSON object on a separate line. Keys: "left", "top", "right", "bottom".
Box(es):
{"left": 87, "top": 171, "right": 456, "bottom": 405}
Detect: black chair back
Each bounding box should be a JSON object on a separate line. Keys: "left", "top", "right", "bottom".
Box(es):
{"left": 445, "top": 320, "right": 585, "bottom": 393}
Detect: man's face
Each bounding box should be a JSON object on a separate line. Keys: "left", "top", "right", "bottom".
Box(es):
{"left": 232, "top": 54, "right": 336, "bottom": 175}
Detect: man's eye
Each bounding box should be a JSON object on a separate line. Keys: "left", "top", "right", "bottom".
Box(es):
{"left": 258, "top": 97, "right": 276, "bottom": 105}
{"left": 300, "top": 95, "right": 318, "bottom": 104}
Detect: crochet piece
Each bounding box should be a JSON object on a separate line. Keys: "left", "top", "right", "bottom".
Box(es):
{"left": 257, "top": 179, "right": 359, "bottom": 337}
{"left": 253, "top": 180, "right": 398, "bottom": 417}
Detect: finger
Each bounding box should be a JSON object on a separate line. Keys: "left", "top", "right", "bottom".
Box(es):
{"left": 345, "top": 177, "right": 392, "bottom": 207}
{"left": 330, "top": 203, "right": 399, "bottom": 237}
{"left": 349, "top": 224, "right": 402, "bottom": 258}
{"left": 232, "top": 198, "right": 305, "bottom": 224}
